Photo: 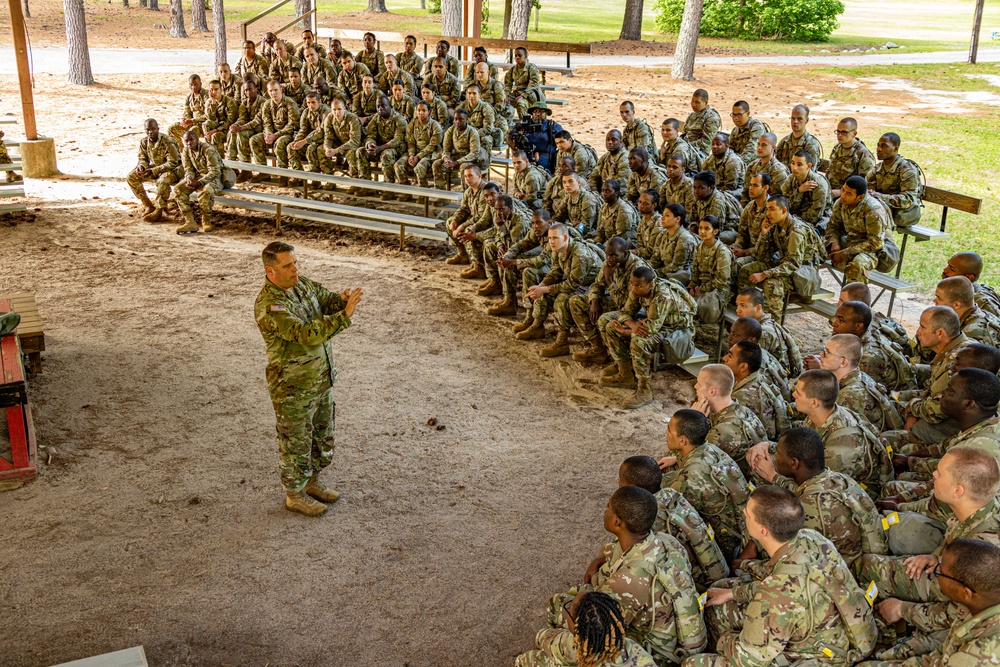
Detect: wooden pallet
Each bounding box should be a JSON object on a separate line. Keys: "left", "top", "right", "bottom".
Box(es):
{"left": 0, "top": 293, "right": 43, "bottom": 373}
{"left": 0, "top": 298, "right": 37, "bottom": 486}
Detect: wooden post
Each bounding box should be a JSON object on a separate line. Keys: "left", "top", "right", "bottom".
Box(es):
{"left": 7, "top": 0, "right": 38, "bottom": 140}
{"left": 462, "top": 0, "right": 483, "bottom": 61}
{"left": 275, "top": 202, "right": 282, "bottom": 231}
{"left": 969, "top": 0, "right": 985, "bottom": 64}
{"left": 399, "top": 224, "right": 406, "bottom": 250}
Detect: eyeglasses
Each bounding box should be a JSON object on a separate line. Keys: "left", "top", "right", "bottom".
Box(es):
{"left": 934, "top": 564, "right": 975, "bottom": 593}
{"left": 834, "top": 130, "right": 854, "bottom": 135}
{"left": 562, "top": 599, "right": 576, "bottom": 622}
{"left": 730, "top": 112, "right": 746, "bottom": 118}
{"left": 820, "top": 348, "right": 842, "bottom": 359}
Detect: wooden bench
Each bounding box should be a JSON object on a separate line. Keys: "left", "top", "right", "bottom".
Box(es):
{"left": 0, "top": 298, "right": 37, "bottom": 486}
{"left": 0, "top": 293, "right": 43, "bottom": 373}
{"left": 923, "top": 185, "right": 981, "bottom": 233}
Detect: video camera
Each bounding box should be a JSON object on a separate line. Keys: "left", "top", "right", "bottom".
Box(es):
{"left": 506, "top": 120, "right": 555, "bottom": 167}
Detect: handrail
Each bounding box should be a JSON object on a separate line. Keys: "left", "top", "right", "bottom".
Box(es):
{"left": 272, "top": 9, "right": 316, "bottom": 40}
{"left": 241, "top": 0, "right": 317, "bottom": 44}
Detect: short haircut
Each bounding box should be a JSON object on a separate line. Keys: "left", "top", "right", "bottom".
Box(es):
{"left": 733, "top": 340, "right": 762, "bottom": 373}
{"left": 439, "top": 39, "right": 451, "bottom": 48}
{"left": 620, "top": 455, "right": 663, "bottom": 494}
{"left": 189, "top": 74, "right": 202, "bottom": 83}
{"left": 262, "top": 241, "right": 294, "bottom": 266}
{"left": 750, "top": 485, "right": 805, "bottom": 542}
{"left": 288, "top": 67, "right": 300, "bottom": 74}
{"left": 753, "top": 172, "right": 771, "bottom": 188}
{"left": 938, "top": 276, "right": 975, "bottom": 308}
{"left": 667, "top": 153, "right": 686, "bottom": 167}
{"left": 779, "top": 427, "right": 825, "bottom": 473}
{"left": 738, "top": 287, "right": 764, "bottom": 308}
{"left": 304, "top": 91, "right": 319, "bottom": 100}
{"left": 554, "top": 130, "right": 573, "bottom": 141}
{"left": 844, "top": 175, "right": 868, "bottom": 195}
{"left": 514, "top": 46, "right": 527, "bottom": 56}
{"left": 841, "top": 300, "right": 873, "bottom": 332}
{"left": 882, "top": 132, "right": 901, "bottom": 148}
{"left": 700, "top": 363, "right": 735, "bottom": 397}
{"left": 363, "top": 31, "right": 376, "bottom": 40}
{"left": 767, "top": 193, "right": 789, "bottom": 210}
{"left": 671, "top": 408, "right": 710, "bottom": 446}
{"left": 714, "top": 132, "right": 729, "bottom": 145}
{"left": 829, "top": 333, "right": 863, "bottom": 368}
{"left": 951, "top": 252, "right": 983, "bottom": 280}
{"left": 621, "top": 100, "right": 635, "bottom": 112}
{"left": 209, "top": 78, "right": 222, "bottom": 87}
{"left": 792, "top": 149, "right": 814, "bottom": 165}
{"left": 733, "top": 316, "right": 763, "bottom": 340}
{"left": 549, "top": 222, "right": 569, "bottom": 236}
{"left": 633, "top": 266, "right": 656, "bottom": 283}
{"left": 693, "top": 170, "right": 717, "bottom": 188}
{"left": 454, "top": 107, "right": 469, "bottom": 119}
{"left": 497, "top": 194, "right": 513, "bottom": 209}
{"left": 799, "top": 369, "right": 839, "bottom": 410}
{"left": 465, "top": 83, "right": 481, "bottom": 93}
{"left": 733, "top": 100, "right": 750, "bottom": 113}
{"left": 957, "top": 368, "right": 1000, "bottom": 412}
{"left": 693, "top": 88, "right": 708, "bottom": 101}
{"left": 946, "top": 447, "right": 1000, "bottom": 503}
{"left": 462, "top": 163, "right": 482, "bottom": 176}
{"left": 481, "top": 180, "right": 500, "bottom": 192}
{"left": 629, "top": 147, "right": 649, "bottom": 161}
{"left": 957, "top": 344, "right": 1000, "bottom": 375}
{"left": 664, "top": 202, "right": 686, "bottom": 224}
{"left": 944, "top": 539, "right": 1000, "bottom": 596}
{"left": 512, "top": 150, "right": 528, "bottom": 160}
{"left": 792, "top": 103, "right": 810, "bottom": 117}
{"left": 414, "top": 100, "right": 430, "bottom": 110}
{"left": 839, "top": 117, "right": 858, "bottom": 131}
{"left": 761, "top": 132, "right": 777, "bottom": 145}
{"left": 604, "top": 178, "right": 622, "bottom": 195}
{"left": 473, "top": 45, "right": 487, "bottom": 55}
{"left": 926, "top": 305, "right": 962, "bottom": 339}
{"left": 662, "top": 118, "right": 680, "bottom": 130}
{"left": 841, "top": 282, "right": 872, "bottom": 305}
{"left": 609, "top": 486, "right": 658, "bottom": 534}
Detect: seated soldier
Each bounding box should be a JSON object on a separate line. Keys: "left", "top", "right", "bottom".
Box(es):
{"left": 659, "top": 409, "right": 750, "bottom": 561}
{"left": 737, "top": 194, "right": 825, "bottom": 320}
{"left": 512, "top": 150, "right": 548, "bottom": 211}
{"left": 287, "top": 92, "right": 330, "bottom": 179}
{"left": 395, "top": 34, "right": 424, "bottom": 84}
{"left": 693, "top": 364, "right": 769, "bottom": 477}
{"left": 249, "top": 79, "right": 300, "bottom": 181}
{"left": 659, "top": 119, "right": 699, "bottom": 174}
{"left": 267, "top": 39, "right": 300, "bottom": 84}
{"left": 168, "top": 74, "right": 210, "bottom": 144}
{"left": 316, "top": 97, "right": 361, "bottom": 180}
{"left": 682, "top": 89, "right": 721, "bottom": 156}
{"left": 202, "top": 78, "right": 239, "bottom": 158}
{"left": 694, "top": 486, "right": 877, "bottom": 667}
{"left": 300, "top": 46, "right": 337, "bottom": 89}
{"left": 174, "top": 130, "right": 228, "bottom": 235}
{"left": 388, "top": 80, "right": 415, "bottom": 120}
{"left": 516, "top": 591, "right": 659, "bottom": 667}
{"left": 355, "top": 95, "right": 406, "bottom": 197}
{"left": 282, "top": 68, "right": 312, "bottom": 108}
{"left": 337, "top": 52, "right": 371, "bottom": 102}
{"left": 446, "top": 165, "right": 492, "bottom": 271}
{"left": 433, "top": 108, "right": 487, "bottom": 190}
{"left": 782, "top": 149, "right": 833, "bottom": 232}
{"left": 458, "top": 84, "right": 500, "bottom": 153}
{"left": 826, "top": 117, "right": 875, "bottom": 199}
{"left": 569, "top": 236, "right": 647, "bottom": 365}
{"left": 934, "top": 276, "right": 1000, "bottom": 347}
{"left": 420, "top": 39, "right": 460, "bottom": 78}
{"left": 867, "top": 132, "right": 923, "bottom": 227}
{"left": 479, "top": 195, "right": 533, "bottom": 314}
{"left": 351, "top": 75, "right": 379, "bottom": 127}
{"left": 518, "top": 223, "right": 603, "bottom": 359}
{"left": 505, "top": 47, "right": 544, "bottom": 120}
{"left": 634, "top": 189, "right": 662, "bottom": 260}
{"left": 826, "top": 175, "right": 898, "bottom": 283}
{"left": 689, "top": 170, "right": 741, "bottom": 245}
{"left": 589, "top": 130, "right": 632, "bottom": 193}
{"left": 127, "top": 118, "right": 182, "bottom": 223}
{"left": 689, "top": 215, "right": 733, "bottom": 348}
{"left": 733, "top": 173, "right": 771, "bottom": 269}
{"left": 545, "top": 487, "right": 708, "bottom": 666}
{"left": 419, "top": 84, "right": 452, "bottom": 129}
{"left": 727, "top": 101, "right": 766, "bottom": 165}
{"left": 734, "top": 287, "right": 803, "bottom": 378}
{"left": 463, "top": 46, "right": 498, "bottom": 88}
{"left": 701, "top": 133, "right": 745, "bottom": 199}
{"left": 217, "top": 62, "right": 243, "bottom": 104}
{"left": 561, "top": 172, "right": 602, "bottom": 238}
{"left": 555, "top": 130, "right": 596, "bottom": 180}
{"left": 472, "top": 62, "right": 514, "bottom": 135}
{"left": 775, "top": 104, "right": 823, "bottom": 169}
{"left": 749, "top": 427, "right": 889, "bottom": 572}
{"left": 593, "top": 180, "right": 639, "bottom": 247}
{"left": 943, "top": 251, "right": 1000, "bottom": 318}
{"left": 326, "top": 39, "right": 349, "bottom": 75}
{"left": 728, "top": 316, "right": 790, "bottom": 401}
{"left": 647, "top": 203, "right": 695, "bottom": 284}
{"left": 831, "top": 300, "right": 917, "bottom": 393}
{"left": 228, "top": 78, "right": 266, "bottom": 182}
{"left": 624, "top": 148, "right": 667, "bottom": 204}
{"left": 356, "top": 31, "right": 384, "bottom": 81}
{"left": 659, "top": 154, "right": 695, "bottom": 212}
{"left": 543, "top": 157, "right": 578, "bottom": 222}
{"left": 724, "top": 340, "right": 791, "bottom": 441}
{"left": 309, "top": 75, "right": 339, "bottom": 109}
{"left": 618, "top": 101, "right": 657, "bottom": 164}
{"left": 393, "top": 100, "right": 442, "bottom": 197}
{"left": 599, "top": 266, "right": 697, "bottom": 409}
{"left": 839, "top": 281, "right": 910, "bottom": 353}
{"left": 295, "top": 29, "right": 326, "bottom": 62}
{"left": 618, "top": 455, "right": 730, "bottom": 591}
{"left": 424, "top": 57, "right": 461, "bottom": 110}
{"left": 740, "top": 131, "right": 789, "bottom": 206}
{"left": 378, "top": 54, "right": 416, "bottom": 98}
{"left": 234, "top": 39, "right": 270, "bottom": 83}
{"left": 258, "top": 32, "right": 294, "bottom": 65}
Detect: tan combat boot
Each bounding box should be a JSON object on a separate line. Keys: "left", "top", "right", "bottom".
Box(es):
{"left": 572, "top": 340, "right": 609, "bottom": 363}
{"left": 539, "top": 330, "right": 571, "bottom": 358}
{"left": 235, "top": 170, "right": 252, "bottom": 184}
{"left": 460, "top": 264, "right": 486, "bottom": 280}
{"left": 515, "top": 319, "right": 547, "bottom": 341}
{"left": 476, "top": 278, "right": 502, "bottom": 297}
{"left": 176, "top": 212, "right": 200, "bottom": 234}
{"left": 305, "top": 473, "right": 341, "bottom": 504}
{"left": 512, "top": 310, "right": 534, "bottom": 333}
{"left": 487, "top": 295, "right": 517, "bottom": 317}
{"left": 397, "top": 193, "right": 413, "bottom": 202}
{"left": 277, "top": 176, "right": 289, "bottom": 187}
{"left": 137, "top": 191, "right": 155, "bottom": 216}
{"left": 285, "top": 490, "right": 328, "bottom": 517}
{"left": 599, "top": 362, "right": 637, "bottom": 389}
{"left": 143, "top": 207, "right": 165, "bottom": 223}
{"left": 622, "top": 376, "right": 653, "bottom": 409}
{"left": 446, "top": 247, "right": 470, "bottom": 265}
{"left": 250, "top": 172, "right": 268, "bottom": 183}
{"left": 600, "top": 361, "right": 619, "bottom": 377}
{"left": 201, "top": 211, "right": 215, "bottom": 233}
{"left": 380, "top": 190, "right": 395, "bottom": 201}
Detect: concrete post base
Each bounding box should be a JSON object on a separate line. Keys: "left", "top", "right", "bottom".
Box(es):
{"left": 19, "top": 137, "right": 59, "bottom": 178}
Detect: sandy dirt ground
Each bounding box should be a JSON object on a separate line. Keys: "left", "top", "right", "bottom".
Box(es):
{"left": 0, "top": 61, "right": 952, "bottom": 666}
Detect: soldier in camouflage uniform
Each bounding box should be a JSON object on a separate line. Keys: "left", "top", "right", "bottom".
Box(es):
{"left": 202, "top": 79, "right": 239, "bottom": 158}
{"left": 733, "top": 173, "right": 772, "bottom": 270}
{"left": 174, "top": 131, "right": 229, "bottom": 235}
{"left": 300, "top": 47, "right": 338, "bottom": 90}
{"left": 512, "top": 150, "right": 548, "bottom": 211}
{"left": 447, "top": 168, "right": 494, "bottom": 274}
{"left": 660, "top": 155, "right": 697, "bottom": 213}
{"left": 355, "top": 95, "right": 406, "bottom": 194}
{"left": 826, "top": 176, "right": 899, "bottom": 283}
{"left": 649, "top": 203, "right": 696, "bottom": 284}
{"left": 473, "top": 63, "right": 514, "bottom": 132}
{"left": 351, "top": 75, "right": 379, "bottom": 126}
{"left": 395, "top": 35, "right": 424, "bottom": 84}
{"left": 505, "top": 47, "right": 544, "bottom": 119}
{"left": 433, "top": 109, "right": 487, "bottom": 190}
{"left": 228, "top": 79, "right": 266, "bottom": 175}
{"left": 316, "top": 97, "right": 362, "bottom": 178}
{"left": 934, "top": 276, "right": 1000, "bottom": 348}
{"left": 942, "top": 252, "right": 1000, "bottom": 319}
{"left": 569, "top": 237, "right": 647, "bottom": 364}
{"left": 126, "top": 118, "right": 182, "bottom": 223}
{"left": 775, "top": 104, "right": 823, "bottom": 169}
{"left": 555, "top": 131, "right": 597, "bottom": 180}
{"left": 377, "top": 55, "right": 416, "bottom": 98}
{"left": 394, "top": 100, "right": 443, "bottom": 194}
{"left": 725, "top": 341, "right": 791, "bottom": 442}
{"left": 727, "top": 101, "right": 767, "bottom": 165}
{"left": 600, "top": 267, "right": 697, "bottom": 409}
{"left": 594, "top": 180, "right": 639, "bottom": 246}
{"left": 254, "top": 241, "right": 362, "bottom": 517}
{"left": 619, "top": 102, "right": 658, "bottom": 162}
{"left": 782, "top": 149, "right": 833, "bottom": 232}
{"left": 838, "top": 282, "right": 911, "bottom": 355}
{"left": 458, "top": 85, "right": 500, "bottom": 152}
{"left": 420, "top": 40, "right": 459, "bottom": 78}
{"left": 507, "top": 211, "right": 581, "bottom": 334}
{"left": 867, "top": 132, "right": 923, "bottom": 228}
{"left": 694, "top": 364, "right": 769, "bottom": 477}
{"left": 424, "top": 58, "right": 461, "bottom": 110}
{"left": 267, "top": 40, "right": 301, "bottom": 84}
{"left": 690, "top": 171, "right": 742, "bottom": 245}
{"left": 356, "top": 32, "right": 384, "bottom": 81}
{"left": 734, "top": 288, "right": 803, "bottom": 378}
{"left": 543, "top": 156, "right": 577, "bottom": 221}
{"left": 419, "top": 85, "right": 448, "bottom": 126}
{"left": 337, "top": 53, "right": 372, "bottom": 103}
{"left": 169, "top": 74, "right": 210, "bottom": 144}
{"left": 235, "top": 39, "right": 270, "bottom": 85}
{"left": 462, "top": 46, "right": 499, "bottom": 88}
{"left": 287, "top": 92, "right": 329, "bottom": 175}
{"left": 660, "top": 409, "right": 750, "bottom": 561}
{"left": 295, "top": 29, "right": 326, "bottom": 63}
{"left": 728, "top": 317, "right": 792, "bottom": 402}
{"left": 695, "top": 488, "right": 877, "bottom": 667}
{"left": 682, "top": 89, "right": 721, "bottom": 156}
{"left": 218, "top": 63, "right": 243, "bottom": 105}
{"left": 282, "top": 69, "right": 312, "bottom": 108}
{"left": 634, "top": 190, "right": 663, "bottom": 261}
{"left": 482, "top": 195, "right": 534, "bottom": 316}
{"left": 249, "top": 80, "right": 300, "bottom": 177}
{"left": 827, "top": 117, "right": 876, "bottom": 199}
{"left": 740, "top": 132, "right": 789, "bottom": 206}
{"left": 625, "top": 148, "right": 668, "bottom": 204}
{"left": 813, "top": 333, "right": 904, "bottom": 431}
{"left": 589, "top": 130, "right": 632, "bottom": 193}
{"left": 561, "top": 173, "right": 602, "bottom": 237}
{"left": 659, "top": 119, "right": 701, "bottom": 175}
{"left": 701, "top": 134, "right": 745, "bottom": 199}
{"left": 829, "top": 301, "right": 918, "bottom": 393}
{"left": 388, "top": 81, "right": 416, "bottom": 121}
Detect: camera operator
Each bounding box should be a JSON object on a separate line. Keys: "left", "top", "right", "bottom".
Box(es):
{"left": 505, "top": 101, "right": 563, "bottom": 173}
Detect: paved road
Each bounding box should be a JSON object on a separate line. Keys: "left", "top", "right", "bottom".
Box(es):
{"left": 1, "top": 45, "right": 999, "bottom": 75}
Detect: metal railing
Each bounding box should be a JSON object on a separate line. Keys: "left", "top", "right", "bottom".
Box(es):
{"left": 241, "top": 0, "right": 317, "bottom": 44}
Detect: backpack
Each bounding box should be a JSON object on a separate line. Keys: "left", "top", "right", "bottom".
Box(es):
{"left": 578, "top": 141, "right": 599, "bottom": 173}
{"left": 637, "top": 118, "right": 658, "bottom": 158}
{"left": 827, "top": 409, "right": 894, "bottom": 494}
{"left": 791, "top": 220, "right": 825, "bottom": 298}
{"left": 798, "top": 476, "right": 889, "bottom": 560}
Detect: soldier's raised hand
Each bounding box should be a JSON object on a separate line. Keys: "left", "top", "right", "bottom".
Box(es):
{"left": 342, "top": 288, "right": 364, "bottom": 317}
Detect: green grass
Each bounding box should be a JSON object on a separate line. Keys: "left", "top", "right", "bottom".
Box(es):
{"left": 811, "top": 63, "right": 1000, "bottom": 93}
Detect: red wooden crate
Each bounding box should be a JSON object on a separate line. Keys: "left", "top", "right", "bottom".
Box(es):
{"left": 0, "top": 298, "right": 37, "bottom": 484}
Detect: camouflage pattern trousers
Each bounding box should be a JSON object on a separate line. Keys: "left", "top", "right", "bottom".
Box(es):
{"left": 168, "top": 122, "right": 203, "bottom": 145}
{"left": 356, "top": 148, "right": 400, "bottom": 181}
{"left": 205, "top": 130, "right": 228, "bottom": 157}
{"left": 174, "top": 180, "right": 222, "bottom": 214}
{"left": 126, "top": 169, "right": 179, "bottom": 209}
{"left": 737, "top": 261, "right": 792, "bottom": 320}
{"left": 286, "top": 142, "right": 322, "bottom": 171}
{"left": 599, "top": 312, "right": 666, "bottom": 380}
{"left": 568, "top": 293, "right": 614, "bottom": 344}
{"left": 394, "top": 155, "right": 434, "bottom": 187}
{"left": 311, "top": 145, "right": 355, "bottom": 177}
{"left": 533, "top": 285, "right": 588, "bottom": 331}
{"left": 272, "top": 386, "right": 336, "bottom": 493}
{"left": 446, "top": 221, "right": 486, "bottom": 265}
{"left": 227, "top": 129, "right": 254, "bottom": 162}
{"left": 520, "top": 266, "right": 550, "bottom": 310}
{"left": 250, "top": 134, "right": 295, "bottom": 168}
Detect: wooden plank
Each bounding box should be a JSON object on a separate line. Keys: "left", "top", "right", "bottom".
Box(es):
{"left": 923, "top": 185, "right": 981, "bottom": 215}
{"left": 897, "top": 224, "right": 948, "bottom": 242}
{"left": 314, "top": 28, "right": 591, "bottom": 53}
{"left": 0, "top": 204, "right": 27, "bottom": 213}
{"left": 7, "top": 404, "right": 29, "bottom": 469}
{"left": 0, "top": 119, "right": 17, "bottom": 124}
{"left": 799, "top": 299, "right": 837, "bottom": 319}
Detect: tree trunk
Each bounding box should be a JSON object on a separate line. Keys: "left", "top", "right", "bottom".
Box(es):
{"left": 149, "top": 0, "right": 159, "bottom": 10}
{"left": 501, "top": 0, "right": 512, "bottom": 37}
{"left": 23, "top": 0, "right": 30, "bottom": 17}
{"left": 123, "top": 0, "right": 128, "bottom": 6}
{"left": 367, "top": 0, "right": 387, "bottom": 10}
{"left": 441, "top": 0, "right": 462, "bottom": 35}
{"left": 294, "top": 0, "right": 310, "bottom": 28}
{"left": 212, "top": 0, "right": 227, "bottom": 70}
{"left": 140, "top": 0, "right": 147, "bottom": 7}
{"left": 191, "top": 0, "right": 208, "bottom": 31}
{"left": 169, "top": 0, "right": 188, "bottom": 37}
{"left": 63, "top": 0, "right": 94, "bottom": 85}
{"left": 619, "top": 0, "right": 644, "bottom": 40}
{"left": 507, "top": 0, "right": 531, "bottom": 39}
{"left": 671, "top": 0, "right": 703, "bottom": 81}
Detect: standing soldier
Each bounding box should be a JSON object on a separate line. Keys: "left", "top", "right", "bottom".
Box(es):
{"left": 127, "top": 118, "right": 182, "bottom": 223}
{"left": 254, "top": 242, "right": 363, "bottom": 517}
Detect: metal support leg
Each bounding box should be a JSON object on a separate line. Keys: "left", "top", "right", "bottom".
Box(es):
{"left": 275, "top": 203, "right": 282, "bottom": 232}
{"left": 399, "top": 225, "right": 406, "bottom": 250}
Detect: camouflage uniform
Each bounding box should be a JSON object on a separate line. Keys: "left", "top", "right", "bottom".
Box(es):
{"left": 826, "top": 140, "right": 876, "bottom": 193}
{"left": 484, "top": 203, "right": 533, "bottom": 290}
{"left": 446, "top": 181, "right": 492, "bottom": 263}
{"left": 701, "top": 149, "right": 745, "bottom": 199}
{"left": 356, "top": 111, "right": 407, "bottom": 182}
{"left": 634, "top": 213, "right": 662, "bottom": 261}
{"left": 733, "top": 371, "right": 791, "bottom": 442}
{"left": 838, "top": 369, "right": 904, "bottom": 432}
{"left": 377, "top": 68, "right": 416, "bottom": 97}
{"left": 589, "top": 149, "right": 632, "bottom": 193}
{"left": 973, "top": 281, "right": 1000, "bottom": 318}
{"left": 897, "top": 333, "right": 970, "bottom": 440}
{"left": 728, "top": 118, "right": 767, "bottom": 164}
{"left": 516, "top": 635, "right": 656, "bottom": 667}
{"left": 504, "top": 63, "right": 544, "bottom": 118}
{"left": 740, "top": 157, "right": 790, "bottom": 206}
{"left": 300, "top": 57, "right": 338, "bottom": 88}
{"left": 775, "top": 130, "right": 823, "bottom": 169}
{"left": 648, "top": 226, "right": 697, "bottom": 284}
{"left": 477, "top": 76, "right": 515, "bottom": 126}
{"left": 682, "top": 106, "right": 721, "bottom": 155}
{"left": 866, "top": 155, "right": 923, "bottom": 227}
{"left": 168, "top": 88, "right": 211, "bottom": 143}
{"left": 594, "top": 198, "right": 640, "bottom": 246}
{"left": 202, "top": 94, "right": 239, "bottom": 155}
{"left": 126, "top": 132, "right": 182, "bottom": 211}
{"left": 356, "top": 48, "right": 384, "bottom": 80}
{"left": 296, "top": 42, "right": 326, "bottom": 62}
{"left": 433, "top": 125, "right": 488, "bottom": 189}
{"left": 337, "top": 63, "right": 373, "bottom": 101}
{"left": 959, "top": 306, "right": 1000, "bottom": 347}
{"left": 655, "top": 487, "right": 731, "bottom": 592}
{"left": 781, "top": 169, "right": 833, "bottom": 232}
{"left": 659, "top": 137, "right": 701, "bottom": 174}
{"left": 826, "top": 192, "right": 899, "bottom": 283}
{"left": 623, "top": 118, "right": 658, "bottom": 160}
{"left": 394, "top": 118, "right": 443, "bottom": 187}
{"left": 228, "top": 93, "right": 266, "bottom": 161}
{"left": 662, "top": 443, "right": 749, "bottom": 558}
{"left": 547, "top": 532, "right": 708, "bottom": 665}
{"left": 395, "top": 51, "right": 424, "bottom": 81}
{"left": 861, "top": 329, "right": 918, "bottom": 393}
{"left": 900, "top": 416, "right": 1000, "bottom": 482}
{"left": 569, "top": 252, "right": 647, "bottom": 346}
{"left": 426, "top": 95, "right": 452, "bottom": 129}
{"left": 174, "top": 140, "right": 225, "bottom": 215}
{"left": 600, "top": 277, "right": 697, "bottom": 377}
{"left": 689, "top": 189, "right": 742, "bottom": 242}
{"left": 458, "top": 99, "right": 500, "bottom": 151}
{"left": 861, "top": 602, "right": 1000, "bottom": 667}
{"left": 420, "top": 54, "right": 460, "bottom": 78}
{"left": 809, "top": 405, "right": 892, "bottom": 496}
{"left": 281, "top": 81, "right": 312, "bottom": 108}
{"left": 510, "top": 226, "right": 583, "bottom": 309}
{"left": 660, "top": 175, "right": 696, "bottom": 213}
{"left": 289, "top": 102, "right": 330, "bottom": 171}
{"left": 544, "top": 174, "right": 571, "bottom": 221}
{"left": 514, "top": 163, "right": 549, "bottom": 211}
{"left": 462, "top": 60, "right": 499, "bottom": 88}
{"left": 708, "top": 402, "right": 769, "bottom": 478}
{"left": 219, "top": 73, "right": 244, "bottom": 105}
{"left": 425, "top": 71, "right": 461, "bottom": 109}
{"left": 351, "top": 89, "right": 379, "bottom": 121}
{"left": 737, "top": 216, "right": 825, "bottom": 319}
{"left": 734, "top": 199, "right": 768, "bottom": 269}
{"left": 760, "top": 314, "right": 803, "bottom": 378}
{"left": 389, "top": 93, "right": 416, "bottom": 122}
{"left": 250, "top": 96, "right": 300, "bottom": 167}
{"left": 563, "top": 188, "right": 602, "bottom": 237}
{"left": 268, "top": 54, "right": 302, "bottom": 84}
{"left": 318, "top": 110, "right": 363, "bottom": 176}
{"left": 694, "top": 529, "right": 877, "bottom": 667}
{"left": 873, "top": 312, "right": 911, "bottom": 354}
{"left": 760, "top": 348, "right": 792, "bottom": 402}
{"left": 534, "top": 238, "right": 603, "bottom": 332}
{"left": 235, "top": 54, "right": 270, "bottom": 84}
{"left": 254, "top": 276, "right": 351, "bottom": 493}
{"left": 625, "top": 165, "right": 669, "bottom": 204}
{"left": 557, "top": 141, "right": 597, "bottom": 180}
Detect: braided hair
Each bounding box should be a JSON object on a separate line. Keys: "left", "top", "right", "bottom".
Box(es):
{"left": 574, "top": 591, "right": 626, "bottom": 667}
